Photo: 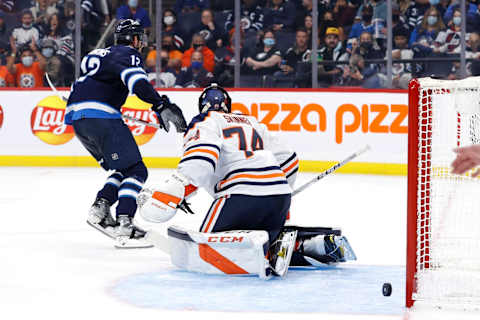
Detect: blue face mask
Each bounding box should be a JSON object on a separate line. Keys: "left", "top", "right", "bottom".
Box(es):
{"left": 263, "top": 38, "right": 275, "bottom": 46}
{"left": 427, "top": 16, "right": 438, "bottom": 26}
{"left": 128, "top": 0, "right": 138, "bottom": 8}
{"left": 191, "top": 61, "right": 202, "bottom": 69}
{"left": 453, "top": 16, "right": 462, "bottom": 26}
{"left": 429, "top": 0, "right": 440, "bottom": 5}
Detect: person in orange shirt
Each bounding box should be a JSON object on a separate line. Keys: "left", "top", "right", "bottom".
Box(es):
{"left": 181, "top": 33, "right": 215, "bottom": 73}
{"left": 6, "top": 39, "right": 46, "bottom": 88}
{"left": 0, "top": 65, "right": 14, "bottom": 87}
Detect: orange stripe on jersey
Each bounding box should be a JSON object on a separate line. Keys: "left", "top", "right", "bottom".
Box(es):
{"left": 219, "top": 172, "right": 286, "bottom": 189}
{"left": 283, "top": 159, "right": 299, "bottom": 174}
{"left": 183, "top": 148, "right": 219, "bottom": 160}
{"left": 204, "top": 197, "right": 224, "bottom": 232}
{"left": 152, "top": 191, "right": 182, "bottom": 208}
{"left": 198, "top": 244, "right": 249, "bottom": 274}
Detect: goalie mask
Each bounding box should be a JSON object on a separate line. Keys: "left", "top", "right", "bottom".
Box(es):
{"left": 198, "top": 83, "right": 232, "bottom": 114}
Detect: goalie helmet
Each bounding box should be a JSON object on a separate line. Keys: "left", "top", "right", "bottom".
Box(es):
{"left": 198, "top": 83, "right": 232, "bottom": 114}
{"left": 114, "top": 19, "right": 147, "bottom": 48}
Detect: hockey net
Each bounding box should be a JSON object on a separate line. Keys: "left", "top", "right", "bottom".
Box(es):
{"left": 407, "top": 77, "right": 480, "bottom": 309}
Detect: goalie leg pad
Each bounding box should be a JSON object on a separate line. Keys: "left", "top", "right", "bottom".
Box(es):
{"left": 167, "top": 225, "right": 271, "bottom": 279}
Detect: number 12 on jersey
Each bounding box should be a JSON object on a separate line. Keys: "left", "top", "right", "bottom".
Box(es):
{"left": 223, "top": 127, "right": 263, "bottom": 158}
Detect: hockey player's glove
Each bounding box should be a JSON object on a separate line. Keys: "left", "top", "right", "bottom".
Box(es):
{"left": 152, "top": 95, "right": 187, "bottom": 133}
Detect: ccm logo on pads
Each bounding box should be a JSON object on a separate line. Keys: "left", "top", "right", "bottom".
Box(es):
{"left": 208, "top": 236, "right": 244, "bottom": 243}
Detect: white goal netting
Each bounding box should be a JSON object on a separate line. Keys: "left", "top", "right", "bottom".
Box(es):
{"left": 413, "top": 77, "right": 480, "bottom": 308}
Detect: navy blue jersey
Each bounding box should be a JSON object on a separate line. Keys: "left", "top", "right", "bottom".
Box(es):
{"left": 65, "top": 45, "right": 163, "bottom": 125}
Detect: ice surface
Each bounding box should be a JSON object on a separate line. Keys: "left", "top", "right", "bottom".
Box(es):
{"left": 0, "top": 167, "right": 477, "bottom": 320}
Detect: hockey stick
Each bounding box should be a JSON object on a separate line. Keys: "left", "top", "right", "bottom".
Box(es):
{"left": 146, "top": 145, "right": 372, "bottom": 254}
{"left": 291, "top": 144, "right": 371, "bottom": 196}
{"left": 45, "top": 73, "right": 163, "bottom": 130}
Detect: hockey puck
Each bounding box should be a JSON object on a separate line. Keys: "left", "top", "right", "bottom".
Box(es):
{"left": 382, "top": 283, "right": 392, "bottom": 296}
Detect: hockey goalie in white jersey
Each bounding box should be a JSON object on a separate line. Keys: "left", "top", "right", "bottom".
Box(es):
{"left": 138, "top": 84, "right": 356, "bottom": 278}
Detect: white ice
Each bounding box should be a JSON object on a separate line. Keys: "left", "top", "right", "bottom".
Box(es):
{"left": 0, "top": 167, "right": 478, "bottom": 320}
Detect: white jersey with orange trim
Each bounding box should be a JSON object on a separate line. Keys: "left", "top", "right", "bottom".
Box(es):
{"left": 178, "top": 111, "right": 298, "bottom": 198}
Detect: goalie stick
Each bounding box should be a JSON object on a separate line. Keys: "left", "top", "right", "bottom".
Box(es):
{"left": 45, "top": 73, "right": 164, "bottom": 130}
{"left": 146, "top": 145, "right": 372, "bottom": 254}
{"left": 291, "top": 145, "right": 371, "bottom": 196}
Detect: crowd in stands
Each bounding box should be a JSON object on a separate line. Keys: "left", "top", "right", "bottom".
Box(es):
{"left": 0, "top": 0, "right": 480, "bottom": 89}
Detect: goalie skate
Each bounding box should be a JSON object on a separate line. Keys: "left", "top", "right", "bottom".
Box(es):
{"left": 268, "top": 230, "right": 297, "bottom": 277}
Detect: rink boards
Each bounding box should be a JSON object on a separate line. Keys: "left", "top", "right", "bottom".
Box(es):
{"left": 0, "top": 88, "right": 408, "bottom": 175}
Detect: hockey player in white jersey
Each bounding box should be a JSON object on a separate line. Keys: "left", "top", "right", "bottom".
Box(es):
{"left": 138, "top": 84, "right": 356, "bottom": 277}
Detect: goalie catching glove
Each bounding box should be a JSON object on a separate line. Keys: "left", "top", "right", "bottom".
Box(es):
{"left": 151, "top": 95, "right": 187, "bottom": 133}
{"left": 137, "top": 171, "right": 197, "bottom": 223}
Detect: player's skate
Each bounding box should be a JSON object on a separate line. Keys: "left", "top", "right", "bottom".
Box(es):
{"left": 299, "top": 234, "right": 357, "bottom": 265}
{"left": 267, "top": 230, "right": 297, "bottom": 277}
{"left": 86, "top": 198, "right": 117, "bottom": 239}
{"left": 114, "top": 215, "right": 153, "bottom": 249}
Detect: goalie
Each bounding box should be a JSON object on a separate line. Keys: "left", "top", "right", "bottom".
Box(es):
{"left": 138, "top": 84, "right": 356, "bottom": 277}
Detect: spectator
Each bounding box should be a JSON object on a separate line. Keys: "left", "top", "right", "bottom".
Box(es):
{"left": 191, "top": 9, "right": 224, "bottom": 50}
{"left": 317, "top": 27, "right": 349, "bottom": 86}
{"left": 0, "top": 12, "right": 12, "bottom": 44}
{"left": 7, "top": 40, "right": 46, "bottom": 87}
{"left": 146, "top": 49, "right": 177, "bottom": 88}
{"left": 443, "top": 0, "right": 480, "bottom": 32}
{"left": 0, "top": 64, "right": 14, "bottom": 86}
{"left": 44, "top": 33, "right": 74, "bottom": 86}
{"left": 146, "top": 35, "right": 184, "bottom": 74}
{"left": 116, "top": 0, "right": 151, "bottom": 32}
{"left": 430, "top": 0, "right": 449, "bottom": 19}
{"left": 225, "top": 0, "right": 265, "bottom": 35}
{"left": 467, "top": 31, "right": 480, "bottom": 76}
{"left": 0, "top": 0, "right": 14, "bottom": 12}
{"left": 38, "top": 37, "right": 56, "bottom": 59}
{"left": 342, "top": 53, "right": 378, "bottom": 86}
{"left": 264, "top": 0, "right": 297, "bottom": 32}
{"left": 30, "top": 0, "right": 58, "bottom": 28}
{"left": 304, "top": 13, "right": 312, "bottom": 42}
{"left": 352, "top": 31, "right": 384, "bottom": 76}
{"left": 174, "top": 0, "right": 210, "bottom": 14}
{"left": 42, "top": 13, "right": 65, "bottom": 50}
{"left": 10, "top": 10, "right": 39, "bottom": 51}
{"left": 333, "top": 0, "right": 357, "bottom": 31}
{"left": 175, "top": 51, "right": 214, "bottom": 87}
{"left": 347, "top": 5, "right": 374, "bottom": 52}
{"left": 355, "top": 0, "right": 387, "bottom": 22}
{"left": 181, "top": 32, "right": 215, "bottom": 72}
{"left": 405, "top": 0, "right": 431, "bottom": 31}
{"left": 62, "top": 0, "right": 75, "bottom": 35}
{"left": 244, "top": 29, "right": 282, "bottom": 77}
{"left": 210, "top": 0, "right": 233, "bottom": 11}
{"left": 214, "top": 28, "right": 247, "bottom": 87}
{"left": 391, "top": 25, "right": 413, "bottom": 89}
{"left": 82, "top": 0, "right": 110, "bottom": 53}
{"left": 434, "top": 8, "right": 470, "bottom": 54}
{"left": 295, "top": 0, "right": 328, "bottom": 30}
{"left": 0, "top": 39, "right": 8, "bottom": 65}
{"left": 163, "top": 9, "right": 185, "bottom": 51}
{"left": 319, "top": 10, "right": 345, "bottom": 43}
{"left": 273, "top": 27, "right": 311, "bottom": 87}
{"left": 409, "top": 6, "right": 445, "bottom": 52}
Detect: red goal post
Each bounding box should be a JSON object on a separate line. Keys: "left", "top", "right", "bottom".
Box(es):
{"left": 407, "top": 77, "right": 480, "bottom": 309}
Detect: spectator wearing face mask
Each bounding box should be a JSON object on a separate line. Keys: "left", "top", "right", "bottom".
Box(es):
{"left": 39, "top": 37, "right": 56, "bottom": 60}
{"left": 443, "top": 0, "right": 480, "bottom": 32}
{"left": 116, "top": 0, "right": 151, "bottom": 32}
{"left": 175, "top": 50, "right": 214, "bottom": 87}
{"left": 355, "top": 0, "right": 387, "bottom": 22}
{"left": 409, "top": 6, "right": 445, "bottom": 52}
{"left": 7, "top": 40, "right": 46, "bottom": 87}
{"left": 10, "top": 10, "right": 39, "bottom": 52}
{"left": 145, "top": 49, "right": 177, "bottom": 88}
{"left": 347, "top": 5, "right": 375, "bottom": 52}
{"left": 434, "top": 8, "right": 471, "bottom": 54}
{"left": 244, "top": 29, "right": 282, "bottom": 76}
{"left": 352, "top": 31, "right": 384, "bottom": 72}
{"left": 181, "top": 33, "right": 215, "bottom": 72}
{"left": 162, "top": 9, "right": 185, "bottom": 51}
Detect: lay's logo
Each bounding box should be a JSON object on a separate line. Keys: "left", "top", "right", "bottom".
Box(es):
{"left": 30, "top": 96, "right": 74, "bottom": 145}
{"left": 121, "top": 95, "right": 159, "bottom": 145}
